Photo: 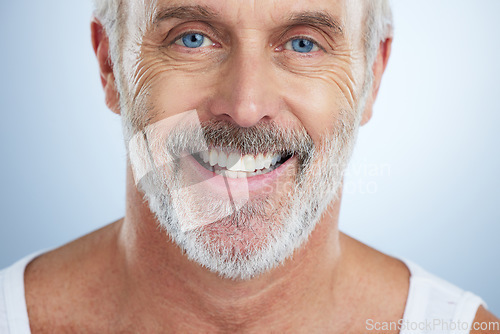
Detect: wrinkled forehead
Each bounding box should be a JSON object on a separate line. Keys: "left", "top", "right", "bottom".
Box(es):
{"left": 123, "top": 0, "right": 366, "bottom": 41}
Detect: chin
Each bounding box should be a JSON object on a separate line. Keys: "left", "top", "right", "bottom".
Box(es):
{"left": 139, "top": 167, "right": 332, "bottom": 280}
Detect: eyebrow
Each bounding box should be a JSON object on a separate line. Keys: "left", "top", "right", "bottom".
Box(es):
{"left": 153, "top": 5, "right": 343, "bottom": 36}
{"left": 287, "top": 11, "right": 344, "bottom": 36}
{"left": 153, "top": 5, "right": 219, "bottom": 25}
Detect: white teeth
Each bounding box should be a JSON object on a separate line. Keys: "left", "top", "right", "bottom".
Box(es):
{"left": 227, "top": 152, "right": 242, "bottom": 171}
{"left": 271, "top": 154, "right": 281, "bottom": 166}
{"left": 242, "top": 155, "right": 256, "bottom": 172}
{"left": 214, "top": 168, "right": 272, "bottom": 179}
{"left": 201, "top": 151, "right": 209, "bottom": 163}
{"left": 209, "top": 150, "right": 218, "bottom": 166}
{"left": 255, "top": 153, "right": 265, "bottom": 170}
{"left": 263, "top": 154, "right": 272, "bottom": 169}
{"left": 218, "top": 151, "right": 227, "bottom": 168}
{"left": 200, "top": 148, "right": 283, "bottom": 176}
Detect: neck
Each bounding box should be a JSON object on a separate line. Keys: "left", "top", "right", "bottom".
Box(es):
{"left": 116, "top": 166, "right": 348, "bottom": 332}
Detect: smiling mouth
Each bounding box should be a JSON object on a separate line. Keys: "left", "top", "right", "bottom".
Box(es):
{"left": 193, "top": 147, "right": 293, "bottom": 179}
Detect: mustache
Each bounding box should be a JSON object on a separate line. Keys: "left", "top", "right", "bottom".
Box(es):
{"left": 161, "top": 119, "right": 315, "bottom": 163}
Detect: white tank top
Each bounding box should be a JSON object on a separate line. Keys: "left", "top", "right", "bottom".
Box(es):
{"left": 0, "top": 252, "right": 487, "bottom": 334}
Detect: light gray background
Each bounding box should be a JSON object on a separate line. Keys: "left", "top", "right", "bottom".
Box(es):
{"left": 1, "top": 0, "right": 499, "bottom": 314}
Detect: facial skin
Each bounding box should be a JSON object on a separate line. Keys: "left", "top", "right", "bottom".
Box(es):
{"left": 95, "top": 0, "right": 383, "bottom": 280}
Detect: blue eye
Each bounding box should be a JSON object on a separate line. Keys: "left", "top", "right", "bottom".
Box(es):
{"left": 284, "top": 38, "right": 319, "bottom": 53}
{"left": 175, "top": 33, "right": 213, "bottom": 48}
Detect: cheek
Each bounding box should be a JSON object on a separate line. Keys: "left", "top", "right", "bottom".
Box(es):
{"left": 127, "top": 40, "right": 227, "bottom": 126}
{"left": 132, "top": 63, "right": 221, "bottom": 126}
{"left": 281, "top": 67, "right": 358, "bottom": 143}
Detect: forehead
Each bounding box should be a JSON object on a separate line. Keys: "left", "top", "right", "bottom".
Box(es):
{"left": 128, "top": 0, "right": 365, "bottom": 36}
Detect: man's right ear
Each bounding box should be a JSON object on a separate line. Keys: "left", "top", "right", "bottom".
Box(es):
{"left": 91, "top": 17, "right": 121, "bottom": 115}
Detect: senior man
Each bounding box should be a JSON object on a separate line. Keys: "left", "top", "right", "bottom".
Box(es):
{"left": 0, "top": 0, "right": 498, "bottom": 333}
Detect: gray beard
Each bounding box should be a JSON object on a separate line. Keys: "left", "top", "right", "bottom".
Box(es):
{"left": 128, "top": 109, "right": 360, "bottom": 280}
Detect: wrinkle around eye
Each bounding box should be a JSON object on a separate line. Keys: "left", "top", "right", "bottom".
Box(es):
{"left": 275, "top": 51, "right": 359, "bottom": 111}
{"left": 131, "top": 57, "right": 165, "bottom": 104}
{"left": 142, "top": 39, "right": 226, "bottom": 66}
{"left": 131, "top": 44, "right": 225, "bottom": 102}
{"left": 326, "top": 50, "right": 360, "bottom": 111}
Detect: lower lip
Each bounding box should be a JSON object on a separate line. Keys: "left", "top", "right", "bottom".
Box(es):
{"left": 182, "top": 154, "right": 297, "bottom": 196}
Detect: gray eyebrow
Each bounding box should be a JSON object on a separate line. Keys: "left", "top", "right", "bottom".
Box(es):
{"left": 287, "top": 11, "right": 344, "bottom": 36}
{"left": 153, "top": 5, "right": 219, "bottom": 25}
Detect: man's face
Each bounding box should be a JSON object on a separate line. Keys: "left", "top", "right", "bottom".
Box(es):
{"left": 121, "top": 0, "right": 370, "bottom": 279}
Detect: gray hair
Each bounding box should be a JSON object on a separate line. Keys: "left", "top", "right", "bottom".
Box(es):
{"left": 356, "top": 0, "right": 393, "bottom": 118}
{"left": 365, "top": 0, "right": 394, "bottom": 70}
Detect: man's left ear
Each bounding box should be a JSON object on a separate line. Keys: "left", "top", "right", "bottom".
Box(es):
{"left": 360, "top": 37, "right": 393, "bottom": 126}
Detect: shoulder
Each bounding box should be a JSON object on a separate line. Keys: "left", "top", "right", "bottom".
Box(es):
{"left": 25, "top": 220, "right": 124, "bottom": 333}
{"left": 339, "top": 234, "right": 411, "bottom": 332}
{"left": 341, "top": 234, "right": 493, "bottom": 334}
{"left": 470, "top": 306, "right": 500, "bottom": 334}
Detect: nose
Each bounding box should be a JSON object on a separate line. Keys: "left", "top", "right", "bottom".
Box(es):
{"left": 208, "top": 48, "right": 281, "bottom": 127}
